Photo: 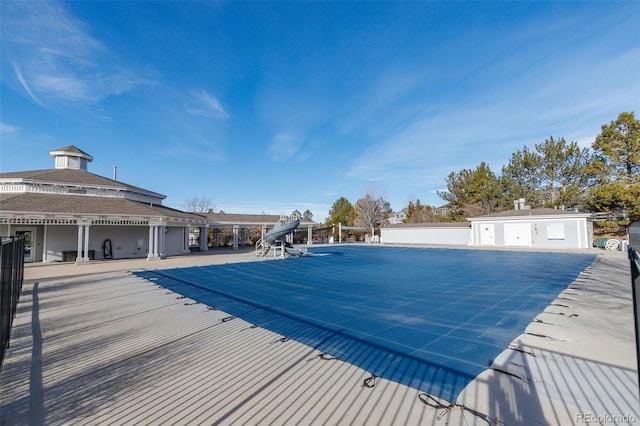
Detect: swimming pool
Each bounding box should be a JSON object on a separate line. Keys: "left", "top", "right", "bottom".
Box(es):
{"left": 135, "top": 246, "right": 596, "bottom": 402}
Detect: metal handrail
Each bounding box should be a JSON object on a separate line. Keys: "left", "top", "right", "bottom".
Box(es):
{"left": 631, "top": 246, "right": 640, "bottom": 270}
{"left": 629, "top": 245, "right": 640, "bottom": 401}
{"left": 0, "top": 236, "right": 26, "bottom": 371}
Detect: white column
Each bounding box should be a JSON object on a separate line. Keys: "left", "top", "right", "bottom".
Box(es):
{"left": 83, "top": 224, "right": 90, "bottom": 261}
{"left": 183, "top": 225, "right": 190, "bottom": 254}
{"left": 147, "top": 225, "right": 154, "bottom": 259}
{"left": 42, "top": 224, "right": 48, "bottom": 262}
{"left": 261, "top": 225, "right": 267, "bottom": 255}
{"left": 147, "top": 224, "right": 160, "bottom": 260}
{"left": 158, "top": 224, "right": 165, "bottom": 259}
{"left": 153, "top": 225, "right": 159, "bottom": 257}
{"left": 199, "top": 226, "right": 208, "bottom": 251}
{"left": 75, "top": 222, "right": 91, "bottom": 264}
{"left": 233, "top": 225, "right": 239, "bottom": 250}
{"left": 158, "top": 225, "right": 165, "bottom": 258}
{"left": 307, "top": 225, "right": 312, "bottom": 246}
{"left": 162, "top": 224, "right": 168, "bottom": 257}
{"left": 76, "top": 224, "right": 84, "bottom": 264}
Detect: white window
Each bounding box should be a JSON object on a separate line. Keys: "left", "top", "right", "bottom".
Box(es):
{"left": 547, "top": 222, "right": 565, "bottom": 240}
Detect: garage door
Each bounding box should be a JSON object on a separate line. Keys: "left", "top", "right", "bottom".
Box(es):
{"left": 504, "top": 222, "right": 531, "bottom": 246}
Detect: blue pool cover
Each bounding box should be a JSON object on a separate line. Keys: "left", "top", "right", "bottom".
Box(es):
{"left": 135, "top": 246, "right": 595, "bottom": 402}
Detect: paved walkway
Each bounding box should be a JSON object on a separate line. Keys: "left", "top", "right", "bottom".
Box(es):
{"left": 1, "top": 247, "right": 638, "bottom": 425}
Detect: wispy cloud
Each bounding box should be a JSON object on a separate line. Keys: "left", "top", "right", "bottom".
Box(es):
{"left": 338, "top": 70, "right": 427, "bottom": 137}
{"left": 1, "top": 1, "right": 143, "bottom": 107}
{"left": 268, "top": 132, "right": 305, "bottom": 162}
{"left": 0, "top": 122, "right": 19, "bottom": 135}
{"left": 11, "top": 61, "right": 43, "bottom": 106}
{"left": 345, "top": 38, "right": 640, "bottom": 189}
{"left": 157, "top": 142, "right": 227, "bottom": 163}
{"left": 184, "top": 90, "right": 230, "bottom": 119}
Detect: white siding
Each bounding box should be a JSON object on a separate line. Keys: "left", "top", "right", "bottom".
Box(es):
{"left": 381, "top": 226, "right": 470, "bottom": 245}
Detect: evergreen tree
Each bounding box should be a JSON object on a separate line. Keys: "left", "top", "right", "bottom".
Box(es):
{"left": 325, "top": 197, "right": 355, "bottom": 226}
{"left": 437, "top": 162, "right": 506, "bottom": 220}
{"left": 586, "top": 112, "right": 640, "bottom": 220}
{"left": 405, "top": 199, "right": 436, "bottom": 223}
{"left": 534, "top": 136, "right": 590, "bottom": 207}
{"left": 591, "top": 111, "right": 640, "bottom": 182}
{"left": 502, "top": 146, "right": 543, "bottom": 207}
{"left": 502, "top": 137, "right": 590, "bottom": 208}
{"left": 303, "top": 209, "right": 314, "bottom": 222}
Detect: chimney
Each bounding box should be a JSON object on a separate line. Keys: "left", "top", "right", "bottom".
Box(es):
{"left": 519, "top": 198, "right": 526, "bottom": 210}
{"left": 113, "top": 166, "right": 118, "bottom": 181}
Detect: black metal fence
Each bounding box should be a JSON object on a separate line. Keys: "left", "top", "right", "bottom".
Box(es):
{"left": 630, "top": 245, "right": 640, "bottom": 398}
{"left": 0, "top": 236, "right": 25, "bottom": 370}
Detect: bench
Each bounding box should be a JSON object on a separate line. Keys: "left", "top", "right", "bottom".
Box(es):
{"left": 63, "top": 250, "right": 95, "bottom": 262}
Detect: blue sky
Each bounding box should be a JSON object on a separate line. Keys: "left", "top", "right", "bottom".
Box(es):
{"left": 1, "top": 1, "right": 639, "bottom": 222}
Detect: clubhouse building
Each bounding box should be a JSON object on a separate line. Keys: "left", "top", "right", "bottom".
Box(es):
{"left": 0, "top": 146, "right": 313, "bottom": 263}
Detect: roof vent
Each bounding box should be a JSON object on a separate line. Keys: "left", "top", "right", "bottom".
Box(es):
{"left": 49, "top": 145, "right": 93, "bottom": 171}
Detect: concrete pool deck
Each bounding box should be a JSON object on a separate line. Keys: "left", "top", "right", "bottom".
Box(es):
{"left": 0, "top": 246, "right": 638, "bottom": 425}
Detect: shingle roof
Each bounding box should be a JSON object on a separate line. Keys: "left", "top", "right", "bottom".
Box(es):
{"left": 0, "top": 193, "right": 204, "bottom": 221}
{"left": 0, "top": 168, "right": 165, "bottom": 198}
{"left": 468, "top": 208, "right": 592, "bottom": 219}
{"left": 1, "top": 168, "right": 126, "bottom": 187}
{"left": 206, "top": 212, "right": 314, "bottom": 226}
{"left": 383, "top": 221, "right": 470, "bottom": 228}
{"left": 50, "top": 145, "right": 93, "bottom": 160}
{"left": 1, "top": 167, "right": 311, "bottom": 226}
{"left": 208, "top": 212, "right": 282, "bottom": 223}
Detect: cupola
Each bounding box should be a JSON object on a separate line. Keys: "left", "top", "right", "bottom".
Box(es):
{"left": 49, "top": 145, "right": 93, "bottom": 171}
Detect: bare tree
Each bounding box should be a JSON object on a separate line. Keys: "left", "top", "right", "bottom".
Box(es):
{"left": 354, "top": 186, "right": 391, "bottom": 230}
{"left": 183, "top": 197, "right": 215, "bottom": 213}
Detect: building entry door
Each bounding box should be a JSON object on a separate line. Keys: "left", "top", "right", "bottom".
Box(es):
{"left": 14, "top": 227, "right": 36, "bottom": 262}
{"left": 480, "top": 224, "right": 495, "bottom": 246}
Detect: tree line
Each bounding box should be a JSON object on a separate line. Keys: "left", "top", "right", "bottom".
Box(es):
{"left": 326, "top": 111, "right": 640, "bottom": 226}
{"left": 183, "top": 196, "right": 316, "bottom": 222}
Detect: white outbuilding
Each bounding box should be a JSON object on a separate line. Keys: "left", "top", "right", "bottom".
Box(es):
{"left": 380, "top": 205, "right": 593, "bottom": 250}
{"left": 468, "top": 208, "right": 593, "bottom": 249}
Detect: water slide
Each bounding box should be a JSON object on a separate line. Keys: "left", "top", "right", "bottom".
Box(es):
{"left": 265, "top": 218, "right": 301, "bottom": 244}
{"left": 255, "top": 218, "right": 307, "bottom": 257}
